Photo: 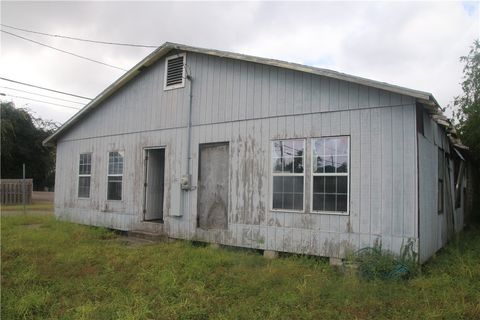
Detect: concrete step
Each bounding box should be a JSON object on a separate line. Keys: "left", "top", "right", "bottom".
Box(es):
{"left": 132, "top": 221, "right": 165, "bottom": 234}
{"left": 127, "top": 230, "right": 167, "bottom": 242}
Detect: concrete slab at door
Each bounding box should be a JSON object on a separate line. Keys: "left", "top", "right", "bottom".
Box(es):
{"left": 197, "top": 142, "right": 229, "bottom": 229}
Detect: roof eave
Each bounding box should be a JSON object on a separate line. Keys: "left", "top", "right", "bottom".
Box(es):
{"left": 43, "top": 42, "right": 176, "bottom": 146}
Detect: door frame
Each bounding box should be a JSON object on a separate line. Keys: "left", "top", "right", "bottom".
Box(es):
{"left": 142, "top": 146, "right": 166, "bottom": 222}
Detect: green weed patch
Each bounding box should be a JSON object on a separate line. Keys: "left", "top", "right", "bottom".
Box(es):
{"left": 2, "top": 214, "right": 480, "bottom": 319}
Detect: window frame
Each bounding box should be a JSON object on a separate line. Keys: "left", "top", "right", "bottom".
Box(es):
{"left": 163, "top": 52, "right": 186, "bottom": 91}
{"left": 106, "top": 151, "right": 124, "bottom": 201}
{"left": 310, "top": 136, "right": 350, "bottom": 215}
{"left": 438, "top": 178, "right": 444, "bottom": 214}
{"left": 438, "top": 148, "right": 444, "bottom": 214}
{"left": 270, "top": 138, "right": 306, "bottom": 213}
{"left": 78, "top": 152, "right": 92, "bottom": 199}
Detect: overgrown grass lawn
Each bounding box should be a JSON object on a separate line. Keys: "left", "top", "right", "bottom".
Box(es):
{"left": 2, "top": 213, "right": 480, "bottom": 319}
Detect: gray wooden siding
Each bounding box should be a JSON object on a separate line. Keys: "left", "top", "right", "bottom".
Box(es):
{"left": 55, "top": 51, "right": 419, "bottom": 258}
{"left": 418, "top": 112, "right": 464, "bottom": 263}
{"left": 59, "top": 52, "right": 415, "bottom": 142}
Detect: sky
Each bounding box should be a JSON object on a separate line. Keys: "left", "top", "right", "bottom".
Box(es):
{"left": 1, "top": 1, "right": 479, "bottom": 124}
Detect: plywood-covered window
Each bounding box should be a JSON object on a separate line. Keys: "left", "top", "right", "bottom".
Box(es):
{"left": 271, "top": 139, "right": 305, "bottom": 211}
{"left": 78, "top": 153, "right": 91, "bottom": 198}
{"left": 312, "top": 136, "right": 349, "bottom": 214}
{"left": 107, "top": 151, "right": 123, "bottom": 201}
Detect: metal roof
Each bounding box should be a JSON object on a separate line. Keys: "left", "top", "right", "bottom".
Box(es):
{"left": 44, "top": 42, "right": 444, "bottom": 145}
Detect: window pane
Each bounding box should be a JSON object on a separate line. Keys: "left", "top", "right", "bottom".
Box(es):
{"left": 293, "top": 194, "right": 303, "bottom": 210}
{"left": 271, "top": 139, "right": 304, "bottom": 211}
{"left": 78, "top": 177, "right": 90, "bottom": 198}
{"left": 273, "top": 158, "right": 282, "bottom": 173}
{"left": 273, "top": 193, "right": 282, "bottom": 209}
{"left": 325, "top": 176, "right": 336, "bottom": 193}
{"left": 325, "top": 194, "right": 336, "bottom": 211}
{"left": 282, "top": 140, "right": 294, "bottom": 157}
{"left": 272, "top": 141, "right": 283, "bottom": 158}
{"left": 108, "top": 152, "right": 124, "bottom": 175}
{"left": 312, "top": 193, "right": 324, "bottom": 211}
{"left": 79, "top": 153, "right": 91, "bottom": 175}
{"left": 336, "top": 195, "right": 348, "bottom": 212}
{"left": 283, "top": 176, "right": 294, "bottom": 193}
{"left": 283, "top": 193, "right": 293, "bottom": 210}
{"left": 293, "top": 176, "right": 304, "bottom": 193}
{"left": 313, "top": 156, "right": 325, "bottom": 173}
{"left": 324, "top": 138, "right": 336, "bottom": 155}
{"left": 311, "top": 136, "right": 349, "bottom": 213}
{"left": 324, "top": 156, "right": 335, "bottom": 173}
{"left": 107, "top": 177, "right": 122, "bottom": 200}
{"left": 336, "top": 156, "right": 348, "bottom": 173}
{"left": 293, "top": 157, "right": 304, "bottom": 173}
{"left": 313, "top": 176, "right": 325, "bottom": 193}
{"left": 283, "top": 156, "right": 293, "bottom": 173}
{"left": 293, "top": 140, "right": 304, "bottom": 157}
{"left": 273, "top": 176, "right": 283, "bottom": 193}
{"left": 272, "top": 193, "right": 283, "bottom": 209}
{"left": 336, "top": 136, "right": 349, "bottom": 155}
{"left": 337, "top": 176, "right": 348, "bottom": 194}
{"left": 313, "top": 139, "right": 324, "bottom": 156}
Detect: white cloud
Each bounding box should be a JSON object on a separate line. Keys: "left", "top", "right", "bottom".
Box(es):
{"left": 1, "top": 1, "right": 478, "bottom": 122}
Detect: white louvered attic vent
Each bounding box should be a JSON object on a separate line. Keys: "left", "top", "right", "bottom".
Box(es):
{"left": 164, "top": 53, "right": 186, "bottom": 90}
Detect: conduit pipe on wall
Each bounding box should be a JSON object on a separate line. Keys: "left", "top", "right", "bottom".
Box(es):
{"left": 180, "top": 72, "right": 193, "bottom": 192}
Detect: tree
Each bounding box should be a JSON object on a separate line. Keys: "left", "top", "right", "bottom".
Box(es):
{"left": 454, "top": 40, "right": 480, "bottom": 162}
{"left": 1, "top": 101, "right": 59, "bottom": 190}
{"left": 453, "top": 39, "right": 480, "bottom": 220}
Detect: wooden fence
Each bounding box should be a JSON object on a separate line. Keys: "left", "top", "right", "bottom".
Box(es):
{"left": 0, "top": 179, "right": 33, "bottom": 205}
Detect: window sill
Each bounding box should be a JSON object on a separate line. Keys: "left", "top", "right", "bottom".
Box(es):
{"left": 163, "top": 83, "right": 185, "bottom": 91}
{"left": 271, "top": 209, "right": 305, "bottom": 213}
{"left": 311, "top": 210, "right": 349, "bottom": 216}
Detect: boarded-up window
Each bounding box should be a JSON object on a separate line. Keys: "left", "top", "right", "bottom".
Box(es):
{"left": 197, "top": 143, "right": 229, "bottom": 229}
{"left": 312, "top": 136, "right": 349, "bottom": 214}
{"left": 272, "top": 139, "right": 305, "bottom": 211}
{"left": 107, "top": 151, "right": 123, "bottom": 200}
{"left": 78, "top": 153, "right": 91, "bottom": 198}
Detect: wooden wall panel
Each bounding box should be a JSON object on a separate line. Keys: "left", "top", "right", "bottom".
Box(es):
{"left": 55, "top": 50, "right": 423, "bottom": 259}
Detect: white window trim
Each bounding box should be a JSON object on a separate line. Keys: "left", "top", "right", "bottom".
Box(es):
{"left": 310, "top": 136, "right": 350, "bottom": 215}
{"left": 163, "top": 52, "right": 186, "bottom": 91}
{"left": 78, "top": 152, "right": 92, "bottom": 199}
{"left": 106, "top": 151, "right": 124, "bottom": 201}
{"left": 270, "top": 138, "right": 306, "bottom": 213}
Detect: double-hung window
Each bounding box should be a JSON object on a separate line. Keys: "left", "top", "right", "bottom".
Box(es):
{"left": 78, "top": 153, "right": 92, "bottom": 198}
{"left": 312, "top": 136, "right": 349, "bottom": 213}
{"left": 272, "top": 139, "right": 305, "bottom": 211}
{"left": 107, "top": 151, "right": 124, "bottom": 200}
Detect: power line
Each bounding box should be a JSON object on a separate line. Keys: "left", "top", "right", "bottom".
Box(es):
{"left": 1, "top": 93, "right": 81, "bottom": 110}
{"left": 2, "top": 30, "right": 128, "bottom": 71}
{"left": 0, "top": 77, "right": 92, "bottom": 100}
{"left": 1, "top": 23, "right": 159, "bottom": 48}
{"left": 0, "top": 86, "right": 85, "bottom": 105}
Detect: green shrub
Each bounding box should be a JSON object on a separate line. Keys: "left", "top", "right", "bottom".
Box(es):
{"left": 348, "top": 239, "right": 419, "bottom": 280}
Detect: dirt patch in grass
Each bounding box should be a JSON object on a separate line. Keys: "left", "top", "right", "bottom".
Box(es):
{"left": 107, "top": 236, "right": 156, "bottom": 247}
{"left": 21, "top": 223, "right": 43, "bottom": 229}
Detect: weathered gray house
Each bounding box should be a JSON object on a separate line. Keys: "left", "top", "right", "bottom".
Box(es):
{"left": 44, "top": 43, "right": 468, "bottom": 263}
